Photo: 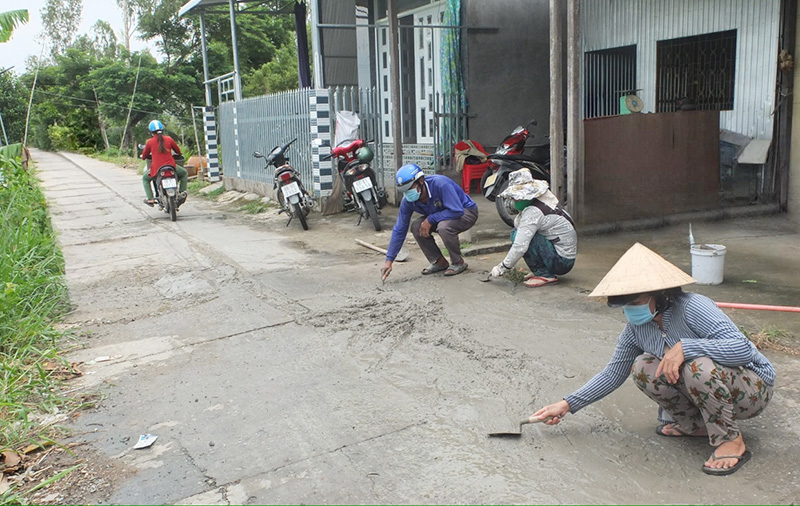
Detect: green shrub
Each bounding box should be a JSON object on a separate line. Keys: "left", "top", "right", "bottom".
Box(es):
{"left": 47, "top": 124, "right": 80, "bottom": 151}
{"left": 0, "top": 158, "right": 73, "bottom": 453}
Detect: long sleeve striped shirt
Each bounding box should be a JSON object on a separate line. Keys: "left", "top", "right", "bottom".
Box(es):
{"left": 564, "top": 292, "right": 776, "bottom": 413}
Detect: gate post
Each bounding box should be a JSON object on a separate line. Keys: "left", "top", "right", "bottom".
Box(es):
{"left": 203, "top": 106, "right": 220, "bottom": 182}
{"left": 310, "top": 89, "right": 333, "bottom": 197}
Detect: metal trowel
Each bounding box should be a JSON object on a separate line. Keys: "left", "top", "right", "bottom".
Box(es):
{"left": 488, "top": 416, "right": 553, "bottom": 438}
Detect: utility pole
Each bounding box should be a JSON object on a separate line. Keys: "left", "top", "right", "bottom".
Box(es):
{"left": 388, "top": 0, "right": 403, "bottom": 173}
{"left": 549, "top": 0, "right": 565, "bottom": 203}
{"left": 566, "top": 0, "right": 582, "bottom": 221}
{"left": 228, "top": 0, "right": 242, "bottom": 101}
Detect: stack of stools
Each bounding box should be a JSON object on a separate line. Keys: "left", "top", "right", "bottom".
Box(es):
{"left": 455, "top": 140, "right": 491, "bottom": 195}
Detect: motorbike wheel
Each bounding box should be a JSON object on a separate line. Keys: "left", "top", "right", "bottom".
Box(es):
{"left": 294, "top": 202, "right": 309, "bottom": 230}
{"left": 364, "top": 198, "right": 381, "bottom": 231}
{"left": 494, "top": 180, "right": 518, "bottom": 228}
{"left": 479, "top": 169, "right": 493, "bottom": 198}
{"left": 168, "top": 195, "right": 177, "bottom": 221}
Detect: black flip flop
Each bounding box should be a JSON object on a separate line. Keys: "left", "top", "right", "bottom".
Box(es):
{"left": 702, "top": 450, "right": 751, "bottom": 476}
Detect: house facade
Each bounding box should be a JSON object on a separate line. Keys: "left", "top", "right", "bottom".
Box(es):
{"left": 578, "top": 0, "right": 795, "bottom": 222}
{"left": 312, "top": 0, "right": 555, "bottom": 169}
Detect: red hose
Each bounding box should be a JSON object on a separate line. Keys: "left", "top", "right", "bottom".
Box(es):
{"left": 716, "top": 302, "right": 800, "bottom": 313}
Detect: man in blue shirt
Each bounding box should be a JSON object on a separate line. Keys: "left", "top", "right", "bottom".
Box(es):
{"left": 381, "top": 164, "right": 478, "bottom": 281}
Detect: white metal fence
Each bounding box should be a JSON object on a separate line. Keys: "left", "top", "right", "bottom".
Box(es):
{"left": 217, "top": 86, "right": 469, "bottom": 196}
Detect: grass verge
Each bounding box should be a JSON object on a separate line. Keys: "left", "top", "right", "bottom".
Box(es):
{"left": 0, "top": 148, "right": 89, "bottom": 503}
{"left": 744, "top": 326, "right": 799, "bottom": 355}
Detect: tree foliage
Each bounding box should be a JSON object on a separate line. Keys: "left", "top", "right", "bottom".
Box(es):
{"left": 40, "top": 0, "right": 83, "bottom": 59}
{"left": 0, "top": 9, "right": 29, "bottom": 43}
{"left": 8, "top": 0, "right": 308, "bottom": 153}
{"left": 0, "top": 72, "right": 28, "bottom": 145}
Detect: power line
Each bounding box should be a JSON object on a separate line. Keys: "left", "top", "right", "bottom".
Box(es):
{"left": 33, "top": 89, "right": 199, "bottom": 123}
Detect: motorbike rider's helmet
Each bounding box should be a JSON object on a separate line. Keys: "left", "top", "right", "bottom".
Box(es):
{"left": 355, "top": 146, "right": 374, "bottom": 163}
{"left": 395, "top": 163, "right": 424, "bottom": 192}
{"left": 148, "top": 120, "right": 165, "bottom": 133}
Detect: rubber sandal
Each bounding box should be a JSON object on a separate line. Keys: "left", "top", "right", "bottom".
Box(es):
{"left": 523, "top": 276, "right": 558, "bottom": 287}
{"left": 422, "top": 263, "right": 448, "bottom": 275}
{"left": 656, "top": 423, "right": 707, "bottom": 438}
{"left": 702, "top": 450, "right": 751, "bottom": 476}
{"left": 143, "top": 199, "right": 155, "bottom": 207}
{"left": 444, "top": 262, "right": 468, "bottom": 276}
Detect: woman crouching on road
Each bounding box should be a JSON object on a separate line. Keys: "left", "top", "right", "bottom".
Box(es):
{"left": 532, "top": 243, "right": 775, "bottom": 476}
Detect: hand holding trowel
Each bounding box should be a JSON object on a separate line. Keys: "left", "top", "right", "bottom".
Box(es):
{"left": 355, "top": 239, "right": 408, "bottom": 284}
{"left": 488, "top": 414, "right": 555, "bottom": 438}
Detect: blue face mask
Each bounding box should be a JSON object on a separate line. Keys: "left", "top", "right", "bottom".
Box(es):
{"left": 622, "top": 300, "right": 656, "bottom": 325}
{"left": 404, "top": 187, "right": 421, "bottom": 202}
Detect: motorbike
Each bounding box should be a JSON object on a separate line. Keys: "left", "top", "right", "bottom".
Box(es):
{"left": 325, "top": 138, "right": 387, "bottom": 231}
{"left": 481, "top": 120, "right": 551, "bottom": 227}
{"left": 139, "top": 144, "right": 185, "bottom": 222}
{"left": 253, "top": 138, "right": 314, "bottom": 230}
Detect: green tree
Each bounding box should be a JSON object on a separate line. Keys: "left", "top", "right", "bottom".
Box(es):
{"left": 40, "top": 0, "right": 83, "bottom": 59}
{"left": 133, "top": 0, "right": 199, "bottom": 69}
{"left": 0, "top": 9, "right": 28, "bottom": 43}
{"left": 0, "top": 72, "right": 28, "bottom": 144}
{"left": 243, "top": 43, "right": 299, "bottom": 96}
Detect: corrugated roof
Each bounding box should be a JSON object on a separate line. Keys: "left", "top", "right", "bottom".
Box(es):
{"left": 179, "top": 0, "right": 253, "bottom": 17}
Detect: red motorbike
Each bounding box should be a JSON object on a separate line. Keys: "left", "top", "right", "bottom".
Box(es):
{"left": 480, "top": 120, "right": 551, "bottom": 227}
{"left": 326, "top": 138, "right": 387, "bottom": 231}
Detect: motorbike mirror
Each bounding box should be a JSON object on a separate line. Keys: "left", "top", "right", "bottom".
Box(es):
{"left": 253, "top": 151, "right": 264, "bottom": 158}
{"left": 529, "top": 119, "right": 538, "bottom": 127}
{"left": 138, "top": 144, "right": 145, "bottom": 149}
{"left": 312, "top": 138, "right": 329, "bottom": 147}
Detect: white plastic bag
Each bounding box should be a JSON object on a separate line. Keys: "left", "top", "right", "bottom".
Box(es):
{"left": 334, "top": 111, "right": 360, "bottom": 148}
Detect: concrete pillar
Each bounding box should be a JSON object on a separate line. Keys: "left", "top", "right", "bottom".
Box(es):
{"left": 789, "top": 7, "right": 800, "bottom": 225}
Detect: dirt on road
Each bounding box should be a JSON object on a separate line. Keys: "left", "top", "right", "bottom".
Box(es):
{"left": 25, "top": 150, "right": 800, "bottom": 504}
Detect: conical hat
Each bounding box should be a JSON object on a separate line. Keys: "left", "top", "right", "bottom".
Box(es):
{"left": 588, "top": 243, "right": 695, "bottom": 298}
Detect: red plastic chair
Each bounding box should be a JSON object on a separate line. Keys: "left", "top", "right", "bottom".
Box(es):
{"left": 455, "top": 140, "right": 491, "bottom": 195}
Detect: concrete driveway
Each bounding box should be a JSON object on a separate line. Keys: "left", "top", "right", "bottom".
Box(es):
{"left": 35, "top": 150, "right": 799, "bottom": 504}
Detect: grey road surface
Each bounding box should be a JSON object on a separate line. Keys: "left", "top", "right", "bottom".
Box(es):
{"left": 36, "top": 150, "right": 799, "bottom": 504}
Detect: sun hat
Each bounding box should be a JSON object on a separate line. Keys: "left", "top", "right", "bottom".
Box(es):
{"left": 499, "top": 169, "right": 550, "bottom": 201}
{"left": 589, "top": 243, "right": 695, "bottom": 303}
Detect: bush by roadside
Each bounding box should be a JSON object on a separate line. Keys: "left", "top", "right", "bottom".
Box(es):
{"left": 0, "top": 146, "right": 86, "bottom": 503}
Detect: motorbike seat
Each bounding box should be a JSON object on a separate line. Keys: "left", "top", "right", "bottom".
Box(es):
{"left": 488, "top": 153, "right": 537, "bottom": 163}
{"left": 332, "top": 140, "right": 363, "bottom": 157}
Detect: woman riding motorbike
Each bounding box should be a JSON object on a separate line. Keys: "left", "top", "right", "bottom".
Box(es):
{"left": 141, "top": 119, "right": 188, "bottom": 207}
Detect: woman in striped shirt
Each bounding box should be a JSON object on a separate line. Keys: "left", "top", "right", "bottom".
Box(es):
{"left": 531, "top": 243, "right": 775, "bottom": 476}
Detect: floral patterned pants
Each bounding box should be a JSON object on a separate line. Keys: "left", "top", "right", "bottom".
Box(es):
{"left": 631, "top": 354, "right": 773, "bottom": 446}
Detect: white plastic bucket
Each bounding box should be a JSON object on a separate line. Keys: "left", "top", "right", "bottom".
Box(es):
{"left": 691, "top": 244, "right": 726, "bottom": 285}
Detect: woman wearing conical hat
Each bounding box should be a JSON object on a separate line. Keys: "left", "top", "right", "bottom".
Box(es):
{"left": 530, "top": 243, "right": 775, "bottom": 476}
{"left": 488, "top": 169, "right": 577, "bottom": 287}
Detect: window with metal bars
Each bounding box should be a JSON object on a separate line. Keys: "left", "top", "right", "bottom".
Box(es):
{"left": 656, "top": 30, "right": 736, "bottom": 112}
{"left": 584, "top": 45, "right": 637, "bottom": 118}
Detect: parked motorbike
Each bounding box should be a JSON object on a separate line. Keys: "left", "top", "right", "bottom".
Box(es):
{"left": 139, "top": 144, "right": 185, "bottom": 222}
{"left": 481, "top": 120, "right": 551, "bottom": 227}
{"left": 253, "top": 138, "right": 314, "bottom": 230}
{"left": 325, "top": 138, "right": 387, "bottom": 231}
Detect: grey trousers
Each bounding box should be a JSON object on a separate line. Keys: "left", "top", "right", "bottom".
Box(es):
{"left": 410, "top": 206, "right": 478, "bottom": 265}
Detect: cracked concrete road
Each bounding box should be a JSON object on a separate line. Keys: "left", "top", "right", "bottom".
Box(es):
{"left": 35, "top": 150, "right": 799, "bottom": 504}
